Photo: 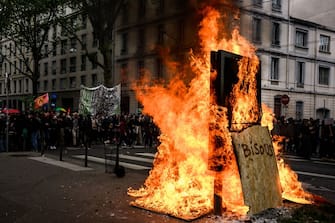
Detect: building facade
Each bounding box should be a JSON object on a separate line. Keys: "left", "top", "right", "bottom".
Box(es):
{"left": 239, "top": 0, "right": 335, "bottom": 120}
{"left": 0, "top": 8, "right": 104, "bottom": 112}
{"left": 1, "top": 0, "right": 334, "bottom": 121}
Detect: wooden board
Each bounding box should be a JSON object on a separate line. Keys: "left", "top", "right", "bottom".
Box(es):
{"left": 231, "top": 125, "right": 282, "bottom": 215}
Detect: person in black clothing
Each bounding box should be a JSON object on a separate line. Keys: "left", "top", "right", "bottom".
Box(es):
{"left": 49, "top": 115, "right": 58, "bottom": 150}
{"left": 0, "top": 116, "right": 5, "bottom": 152}
{"left": 29, "top": 112, "right": 41, "bottom": 152}
{"left": 82, "top": 114, "right": 92, "bottom": 148}
{"left": 64, "top": 114, "right": 73, "bottom": 146}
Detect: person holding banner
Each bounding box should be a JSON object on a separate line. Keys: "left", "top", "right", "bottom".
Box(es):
{"left": 34, "top": 93, "right": 49, "bottom": 110}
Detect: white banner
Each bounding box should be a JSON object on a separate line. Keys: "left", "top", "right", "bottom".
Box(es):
{"left": 79, "top": 84, "right": 121, "bottom": 116}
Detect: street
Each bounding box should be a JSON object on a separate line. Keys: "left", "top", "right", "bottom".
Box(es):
{"left": 283, "top": 154, "right": 335, "bottom": 204}
{"left": 0, "top": 145, "right": 334, "bottom": 222}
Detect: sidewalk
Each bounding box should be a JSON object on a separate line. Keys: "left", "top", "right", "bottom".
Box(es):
{"left": 0, "top": 152, "right": 185, "bottom": 223}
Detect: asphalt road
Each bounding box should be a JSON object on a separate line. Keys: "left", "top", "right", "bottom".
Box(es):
{"left": 0, "top": 147, "right": 334, "bottom": 223}
{"left": 283, "top": 154, "right": 335, "bottom": 204}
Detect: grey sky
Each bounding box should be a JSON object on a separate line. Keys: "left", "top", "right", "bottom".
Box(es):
{"left": 290, "top": 0, "right": 335, "bottom": 29}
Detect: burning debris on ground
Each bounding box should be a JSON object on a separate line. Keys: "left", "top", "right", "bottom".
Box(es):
{"left": 127, "top": 1, "right": 327, "bottom": 222}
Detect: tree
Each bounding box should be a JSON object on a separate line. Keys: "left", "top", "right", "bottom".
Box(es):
{"left": 0, "top": 0, "right": 68, "bottom": 97}
{"left": 68, "top": 0, "right": 125, "bottom": 87}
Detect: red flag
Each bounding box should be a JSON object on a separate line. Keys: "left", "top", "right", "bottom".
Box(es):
{"left": 34, "top": 93, "right": 49, "bottom": 109}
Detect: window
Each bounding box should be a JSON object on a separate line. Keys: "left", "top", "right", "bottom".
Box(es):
{"left": 138, "top": 60, "right": 145, "bottom": 79}
{"left": 296, "top": 101, "right": 303, "bottom": 120}
{"left": 60, "top": 59, "right": 67, "bottom": 74}
{"left": 52, "top": 25, "right": 57, "bottom": 39}
{"left": 121, "top": 33, "right": 128, "bottom": 54}
{"left": 270, "top": 57, "right": 279, "bottom": 84}
{"left": 274, "top": 95, "right": 282, "bottom": 119}
{"left": 69, "top": 57, "right": 76, "bottom": 72}
{"left": 296, "top": 61, "right": 305, "bottom": 88}
{"left": 156, "top": 0, "right": 165, "bottom": 13}
{"left": 44, "top": 44, "right": 48, "bottom": 57}
{"left": 18, "top": 80, "right": 22, "bottom": 93}
{"left": 319, "top": 66, "right": 330, "bottom": 85}
{"left": 272, "top": 22, "right": 280, "bottom": 46}
{"left": 14, "top": 61, "right": 17, "bottom": 74}
{"left": 91, "top": 53, "right": 97, "bottom": 69}
{"left": 177, "top": 19, "right": 185, "bottom": 45}
{"left": 19, "top": 59, "right": 23, "bottom": 71}
{"left": 137, "top": 28, "right": 145, "bottom": 53}
{"left": 81, "top": 55, "right": 86, "bottom": 71}
{"left": 52, "top": 42, "right": 57, "bottom": 56}
{"left": 252, "top": 18, "right": 262, "bottom": 43}
{"left": 92, "top": 36, "right": 98, "bottom": 48}
{"left": 295, "top": 29, "right": 308, "bottom": 48}
{"left": 71, "top": 16, "right": 78, "bottom": 29}
{"left": 61, "top": 39, "right": 67, "bottom": 54}
{"left": 121, "top": 1, "right": 129, "bottom": 24}
{"left": 25, "top": 79, "right": 29, "bottom": 92}
{"left": 91, "top": 74, "right": 97, "bottom": 86}
{"left": 44, "top": 62, "right": 48, "bottom": 76}
{"left": 81, "top": 34, "right": 87, "bottom": 50}
{"left": 319, "top": 35, "right": 330, "bottom": 53}
{"left": 44, "top": 80, "right": 48, "bottom": 91}
{"left": 253, "top": 0, "right": 262, "bottom": 7}
{"left": 157, "top": 24, "right": 165, "bottom": 44}
{"left": 121, "top": 63, "right": 128, "bottom": 86}
{"left": 13, "top": 80, "right": 16, "bottom": 93}
{"left": 81, "top": 13, "right": 87, "bottom": 29}
{"left": 69, "top": 77, "right": 76, "bottom": 88}
{"left": 138, "top": 0, "right": 146, "bottom": 18}
{"left": 70, "top": 37, "right": 76, "bottom": 52}
{"left": 60, "top": 78, "right": 67, "bottom": 89}
{"left": 272, "top": 0, "right": 281, "bottom": 11}
{"left": 156, "top": 58, "right": 163, "bottom": 79}
{"left": 80, "top": 75, "right": 86, "bottom": 86}
{"left": 52, "top": 79, "right": 56, "bottom": 90}
{"left": 316, "top": 108, "right": 330, "bottom": 120}
{"left": 52, "top": 61, "right": 56, "bottom": 75}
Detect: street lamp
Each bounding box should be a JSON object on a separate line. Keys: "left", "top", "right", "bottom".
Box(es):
{"left": 0, "top": 54, "right": 8, "bottom": 152}
{"left": 5, "top": 72, "right": 9, "bottom": 152}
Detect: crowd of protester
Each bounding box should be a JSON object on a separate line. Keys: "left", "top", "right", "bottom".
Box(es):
{"left": 271, "top": 117, "right": 334, "bottom": 159}
{"left": 0, "top": 111, "right": 160, "bottom": 153}
{"left": 0, "top": 111, "right": 334, "bottom": 159}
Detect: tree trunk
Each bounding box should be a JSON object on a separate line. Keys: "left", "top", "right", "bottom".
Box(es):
{"left": 32, "top": 52, "right": 40, "bottom": 98}
{"left": 102, "top": 48, "right": 113, "bottom": 87}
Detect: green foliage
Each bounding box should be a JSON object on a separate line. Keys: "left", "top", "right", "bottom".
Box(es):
{"left": 0, "top": 0, "right": 68, "bottom": 96}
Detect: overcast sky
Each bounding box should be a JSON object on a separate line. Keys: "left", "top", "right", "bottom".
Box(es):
{"left": 290, "top": 0, "right": 335, "bottom": 29}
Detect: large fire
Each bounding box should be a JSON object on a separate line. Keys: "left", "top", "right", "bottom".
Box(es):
{"left": 128, "top": 2, "right": 314, "bottom": 220}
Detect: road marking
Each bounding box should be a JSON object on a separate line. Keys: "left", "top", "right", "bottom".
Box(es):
{"left": 73, "top": 155, "right": 151, "bottom": 170}
{"left": 303, "top": 182, "right": 334, "bottom": 192}
{"left": 29, "top": 156, "right": 92, "bottom": 171}
{"left": 135, "top": 152, "right": 156, "bottom": 158}
{"left": 296, "top": 171, "right": 335, "bottom": 180}
{"left": 284, "top": 155, "right": 335, "bottom": 165}
{"left": 111, "top": 154, "right": 153, "bottom": 163}
{"left": 313, "top": 161, "right": 335, "bottom": 166}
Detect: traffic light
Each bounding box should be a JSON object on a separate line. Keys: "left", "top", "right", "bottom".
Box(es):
{"left": 50, "top": 93, "right": 57, "bottom": 108}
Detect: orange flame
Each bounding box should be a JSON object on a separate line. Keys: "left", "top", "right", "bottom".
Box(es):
{"left": 128, "top": 3, "right": 314, "bottom": 219}
{"left": 261, "top": 105, "right": 314, "bottom": 204}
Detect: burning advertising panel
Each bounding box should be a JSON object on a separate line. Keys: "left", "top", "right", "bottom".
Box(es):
{"left": 128, "top": 2, "right": 316, "bottom": 221}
